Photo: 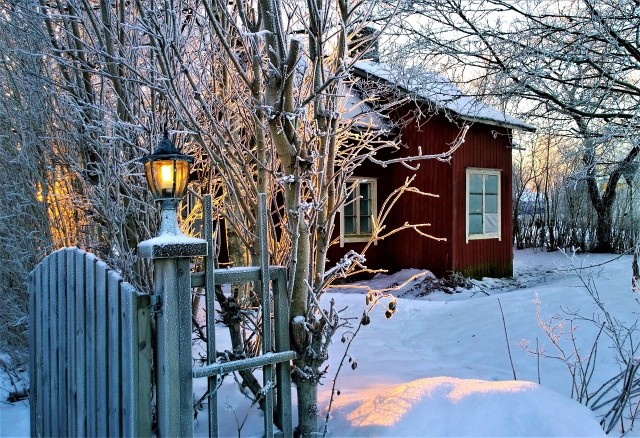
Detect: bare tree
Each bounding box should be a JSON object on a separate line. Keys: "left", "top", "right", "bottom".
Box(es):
{"left": 0, "top": 1, "right": 462, "bottom": 435}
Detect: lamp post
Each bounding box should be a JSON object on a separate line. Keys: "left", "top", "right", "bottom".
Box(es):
{"left": 138, "top": 132, "right": 206, "bottom": 438}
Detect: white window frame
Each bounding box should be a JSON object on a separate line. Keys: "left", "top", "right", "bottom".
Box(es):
{"left": 340, "top": 177, "right": 378, "bottom": 247}
{"left": 466, "top": 168, "right": 501, "bottom": 242}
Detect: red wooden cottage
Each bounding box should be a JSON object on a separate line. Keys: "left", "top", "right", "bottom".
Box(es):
{"left": 328, "top": 61, "right": 535, "bottom": 279}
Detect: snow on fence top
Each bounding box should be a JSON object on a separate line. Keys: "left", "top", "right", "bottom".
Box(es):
{"left": 353, "top": 61, "right": 536, "bottom": 132}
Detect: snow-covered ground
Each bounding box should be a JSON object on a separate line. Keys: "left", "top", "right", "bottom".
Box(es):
{"left": 2, "top": 248, "right": 639, "bottom": 437}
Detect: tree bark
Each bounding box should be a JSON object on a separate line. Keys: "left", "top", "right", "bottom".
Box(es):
{"left": 592, "top": 204, "right": 613, "bottom": 253}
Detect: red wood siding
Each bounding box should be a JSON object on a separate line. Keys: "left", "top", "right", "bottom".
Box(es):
{"left": 381, "top": 112, "right": 459, "bottom": 276}
{"left": 451, "top": 124, "right": 513, "bottom": 278}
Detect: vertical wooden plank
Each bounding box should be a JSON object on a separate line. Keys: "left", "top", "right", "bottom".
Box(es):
{"left": 57, "top": 250, "right": 68, "bottom": 437}
{"left": 47, "top": 252, "right": 58, "bottom": 438}
{"left": 85, "top": 254, "right": 98, "bottom": 437}
{"left": 36, "top": 261, "right": 47, "bottom": 438}
{"left": 75, "top": 251, "right": 87, "bottom": 436}
{"left": 121, "top": 283, "right": 135, "bottom": 437}
{"left": 28, "top": 269, "right": 37, "bottom": 437}
{"left": 204, "top": 194, "right": 219, "bottom": 438}
{"left": 258, "top": 193, "right": 275, "bottom": 437}
{"left": 107, "top": 271, "right": 122, "bottom": 437}
{"left": 274, "top": 268, "right": 293, "bottom": 438}
{"left": 121, "top": 284, "right": 152, "bottom": 437}
{"left": 65, "top": 249, "right": 76, "bottom": 435}
{"left": 136, "top": 292, "right": 153, "bottom": 437}
{"left": 177, "top": 258, "right": 195, "bottom": 437}
{"left": 120, "top": 283, "right": 136, "bottom": 437}
{"left": 95, "top": 261, "right": 109, "bottom": 437}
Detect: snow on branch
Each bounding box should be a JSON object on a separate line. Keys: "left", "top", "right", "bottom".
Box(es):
{"left": 320, "top": 250, "right": 367, "bottom": 291}
{"left": 368, "top": 124, "right": 469, "bottom": 168}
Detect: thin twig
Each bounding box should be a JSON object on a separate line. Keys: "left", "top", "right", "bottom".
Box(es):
{"left": 498, "top": 298, "right": 517, "bottom": 380}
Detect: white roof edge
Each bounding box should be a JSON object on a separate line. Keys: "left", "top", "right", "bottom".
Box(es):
{"left": 458, "top": 115, "right": 536, "bottom": 132}
{"left": 352, "top": 61, "right": 536, "bottom": 133}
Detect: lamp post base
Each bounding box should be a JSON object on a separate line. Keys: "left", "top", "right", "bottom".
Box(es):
{"left": 138, "top": 210, "right": 207, "bottom": 438}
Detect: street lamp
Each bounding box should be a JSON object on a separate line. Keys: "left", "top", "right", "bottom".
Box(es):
{"left": 140, "top": 132, "right": 193, "bottom": 235}
{"left": 137, "top": 131, "right": 206, "bottom": 437}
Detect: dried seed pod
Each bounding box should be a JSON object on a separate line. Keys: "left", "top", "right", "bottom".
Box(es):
{"left": 351, "top": 361, "right": 358, "bottom": 370}
{"left": 361, "top": 313, "right": 371, "bottom": 326}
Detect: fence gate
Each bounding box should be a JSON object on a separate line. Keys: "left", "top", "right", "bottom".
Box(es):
{"left": 190, "top": 194, "right": 297, "bottom": 437}
{"left": 28, "top": 248, "right": 152, "bottom": 437}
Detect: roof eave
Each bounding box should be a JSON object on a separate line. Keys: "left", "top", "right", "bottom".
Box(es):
{"left": 458, "top": 115, "right": 537, "bottom": 133}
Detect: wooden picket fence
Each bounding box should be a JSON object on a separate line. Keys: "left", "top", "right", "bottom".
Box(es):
{"left": 28, "top": 248, "right": 152, "bottom": 437}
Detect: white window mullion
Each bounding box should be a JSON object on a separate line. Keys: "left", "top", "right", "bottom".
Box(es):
{"left": 355, "top": 185, "right": 361, "bottom": 235}
{"left": 482, "top": 176, "right": 486, "bottom": 235}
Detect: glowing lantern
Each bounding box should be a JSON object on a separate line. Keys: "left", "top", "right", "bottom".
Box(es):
{"left": 140, "top": 132, "right": 193, "bottom": 206}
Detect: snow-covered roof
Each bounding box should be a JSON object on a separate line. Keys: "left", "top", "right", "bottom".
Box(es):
{"left": 353, "top": 61, "right": 536, "bottom": 132}
{"left": 339, "top": 82, "right": 393, "bottom": 132}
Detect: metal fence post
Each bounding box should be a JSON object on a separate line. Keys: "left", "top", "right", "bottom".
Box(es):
{"left": 139, "top": 235, "right": 207, "bottom": 438}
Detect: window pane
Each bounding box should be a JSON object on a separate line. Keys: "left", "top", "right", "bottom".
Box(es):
{"left": 360, "top": 216, "right": 372, "bottom": 234}
{"left": 344, "top": 201, "right": 354, "bottom": 216}
{"left": 486, "top": 175, "right": 498, "bottom": 194}
{"left": 469, "top": 174, "right": 483, "bottom": 193}
{"left": 485, "top": 213, "right": 499, "bottom": 233}
{"left": 469, "top": 214, "right": 483, "bottom": 234}
{"left": 469, "top": 194, "right": 483, "bottom": 214}
{"left": 359, "top": 183, "right": 370, "bottom": 200}
{"left": 361, "top": 199, "right": 371, "bottom": 216}
{"left": 344, "top": 216, "right": 356, "bottom": 234}
{"left": 485, "top": 194, "right": 498, "bottom": 214}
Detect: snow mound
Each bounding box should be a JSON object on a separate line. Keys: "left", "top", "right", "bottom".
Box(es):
{"left": 327, "top": 377, "right": 605, "bottom": 437}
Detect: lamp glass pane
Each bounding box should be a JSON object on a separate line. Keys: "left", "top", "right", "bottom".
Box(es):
{"left": 151, "top": 159, "right": 176, "bottom": 199}
{"left": 144, "top": 162, "right": 157, "bottom": 194}
{"left": 174, "top": 160, "right": 190, "bottom": 198}
{"left": 145, "top": 159, "right": 190, "bottom": 200}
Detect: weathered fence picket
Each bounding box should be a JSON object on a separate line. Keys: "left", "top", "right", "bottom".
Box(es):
{"left": 29, "top": 247, "right": 152, "bottom": 437}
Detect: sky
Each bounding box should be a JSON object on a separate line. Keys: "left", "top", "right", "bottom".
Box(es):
{"left": 2, "top": 248, "right": 639, "bottom": 437}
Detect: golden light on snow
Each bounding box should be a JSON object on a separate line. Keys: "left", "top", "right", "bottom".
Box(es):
{"left": 342, "top": 377, "right": 537, "bottom": 427}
